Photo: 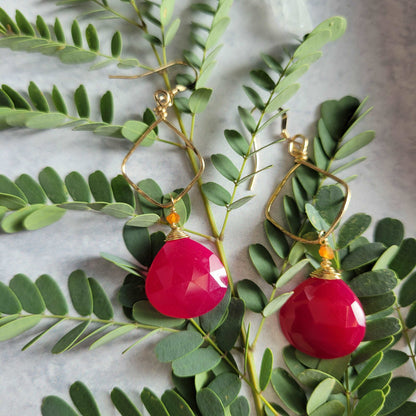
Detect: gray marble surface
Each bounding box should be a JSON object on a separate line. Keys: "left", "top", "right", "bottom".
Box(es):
{"left": 0, "top": 0, "right": 415, "bottom": 414}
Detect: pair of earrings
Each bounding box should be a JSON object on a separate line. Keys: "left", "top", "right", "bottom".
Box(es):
{"left": 116, "top": 62, "right": 365, "bottom": 359}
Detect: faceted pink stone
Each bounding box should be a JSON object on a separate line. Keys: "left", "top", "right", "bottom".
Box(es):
{"left": 145, "top": 238, "right": 228, "bottom": 319}
{"left": 279, "top": 277, "right": 366, "bottom": 359}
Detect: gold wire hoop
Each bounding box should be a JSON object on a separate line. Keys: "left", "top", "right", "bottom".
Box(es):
{"left": 113, "top": 62, "right": 204, "bottom": 209}
{"left": 265, "top": 112, "right": 351, "bottom": 245}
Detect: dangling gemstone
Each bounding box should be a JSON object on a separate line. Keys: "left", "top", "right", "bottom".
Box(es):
{"left": 166, "top": 210, "right": 181, "bottom": 225}
{"left": 145, "top": 237, "right": 228, "bottom": 319}
{"left": 279, "top": 277, "right": 366, "bottom": 359}
{"left": 319, "top": 244, "right": 334, "bottom": 260}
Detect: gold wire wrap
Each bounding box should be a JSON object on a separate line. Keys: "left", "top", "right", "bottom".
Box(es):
{"left": 116, "top": 62, "right": 205, "bottom": 210}
{"left": 265, "top": 112, "right": 351, "bottom": 245}
{"left": 166, "top": 228, "right": 189, "bottom": 241}
{"left": 310, "top": 257, "right": 341, "bottom": 280}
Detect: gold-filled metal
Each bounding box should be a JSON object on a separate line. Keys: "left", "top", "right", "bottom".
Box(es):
{"left": 310, "top": 257, "right": 340, "bottom": 280}
{"left": 109, "top": 60, "right": 198, "bottom": 84}
{"left": 115, "top": 62, "right": 204, "bottom": 210}
{"left": 265, "top": 113, "right": 351, "bottom": 245}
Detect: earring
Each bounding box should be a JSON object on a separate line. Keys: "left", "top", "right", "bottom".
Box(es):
{"left": 266, "top": 112, "right": 366, "bottom": 359}
{"left": 114, "top": 62, "right": 228, "bottom": 319}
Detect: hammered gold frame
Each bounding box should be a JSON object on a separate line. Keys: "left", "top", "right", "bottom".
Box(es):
{"left": 265, "top": 120, "right": 351, "bottom": 245}
{"left": 114, "top": 62, "right": 204, "bottom": 210}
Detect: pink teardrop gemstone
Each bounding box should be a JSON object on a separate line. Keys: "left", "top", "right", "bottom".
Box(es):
{"left": 279, "top": 277, "right": 366, "bottom": 359}
{"left": 145, "top": 238, "right": 228, "bottom": 319}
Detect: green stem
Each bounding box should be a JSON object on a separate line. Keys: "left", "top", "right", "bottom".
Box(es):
{"left": 251, "top": 287, "right": 277, "bottom": 350}
{"left": 216, "top": 238, "right": 235, "bottom": 295}
{"left": 395, "top": 304, "right": 416, "bottom": 371}
{"left": 260, "top": 396, "right": 279, "bottom": 416}
{"left": 251, "top": 258, "right": 290, "bottom": 349}
{"left": 247, "top": 138, "right": 285, "bottom": 157}
{"left": 190, "top": 319, "right": 277, "bottom": 415}
{"left": 189, "top": 319, "right": 241, "bottom": 376}
{"left": 122, "top": 328, "right": 162, "bottom": 354}
{"left": 245, "top": 343, "right": 264, "bottom": 415}
{"left": 218, "top": 59, "right": 295, "bottom": 240}
{"left": 242, "top": 327, "right": 280, "bottom": 416}
{"left": 155, "top": 137, "right": 185, "bottom": 148}
{"left": 129, "top": 9, "right": 229, "bottom": 295}
{"left": 132, "top": 4, "right": 284, "bottom": 413}
{"left": 134, "top": 0, "right": 233, "bottom": 297}
{"left": 334, "top": 249, "right": 341, "bottom": 270}
{"left": 185, "top": 115, "right": 223, "bottom": 248}
{"left": 0, "top": 33, "right": 153, "bottom": 70}
{"left": 214, "top": 57, "right": 300, "bottom": 416}
{"left": 190, "top": 114, "right": 196, "bottom": 142}
{"left": 15, "top": 313, "right": 174, "bottom": 332}
{"left": 179, "top": 117, "right": 233, "bottom": 294}
{"left": 91, "top": 0, "right": 144, "bottom": 29}
{"left": 129, "top": 0, "right": 163, "bottom": 67}
{"left": 167, "top": 111, "right": 227, "bottom": 289}
{"left": 161, "top": 25, "right": 168, "bottom": 67}
{"left": 182, "top": 228, "right": 215, "bottom": 241}
{"left": 345, "top": 368, "right": 353, "bottom": 416}
{"left": 128, "top": 0, "right": 142, "bottom": 19}
{"left": 171, "top": 140, "right": 228, "bottom": 293}
{"left": 219, "top": 152, "right": 251, "bottom": 239}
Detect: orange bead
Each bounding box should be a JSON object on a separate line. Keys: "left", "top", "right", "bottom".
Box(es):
{"left": 319, "top": 245, "right": 334, "bottom": 260}
{"left": 166, "top": 211, "right": 180, "bottom": 225}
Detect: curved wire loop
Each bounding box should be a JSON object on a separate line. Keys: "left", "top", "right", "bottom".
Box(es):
{"left": 115, "top": 62, "right": 204, "bottom": 209}
{"left": 265, "top": 112, "right": 351, "bottom": 245}
{"left": 109, "top": 60, "right": 198, "bottom": 86}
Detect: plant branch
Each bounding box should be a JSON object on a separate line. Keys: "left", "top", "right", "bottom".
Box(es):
{"left": 128, "top": 0, "right": 163, "bottom": 67}
{"left": 242, "top": 326, "right": 266, "bottom": 416}
{"left": 0, "top": 32, "right": 153, "bottom": 70}
{"left": 345, "top": 368, "right": 353, "bottom": 416}
{"left": 190, "top": 319, "right": 278, "bottom": 416}
{"left": 247, "top": 138, "right": 285, "bottom": 157}
{"left": 91, "top": 0, "right": 144, "bottom": 29}
{"left": 181, "top": 227, "right": 215, "bottom": 241}
{"left": 251, "top": 257, "right": 290, "bottom": 349}
{"left": 395, "top": 304, "right": 416, "bottom": 371}
{"left": 218, "top": 58, "right": 296, "bottom": 240}
{"left": 26, "top": 313, "right": 169, "bottom": 331}
{"left": 189, "top": 318, "right": 241, "bottom": 375}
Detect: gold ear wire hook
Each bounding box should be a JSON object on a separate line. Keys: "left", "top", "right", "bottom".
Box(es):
{"left": 115, "top": 61, "right": 204, "bottom": 210}
{"left": 280, "top": 110, "right": 308, "bottom": 161}
{"left": 109, "top": 60, "right": 198, "bottom": 86}
{"left": 265, "top": 111, "right": 351, "bottom": 245}
{"left": 287, "top": 134, "right": 309, "bottom": 161}
{"left": 281, "top": 109, "right": 288, "bottom": 133}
